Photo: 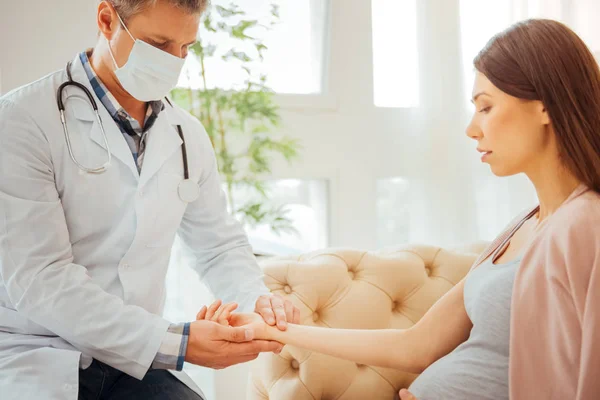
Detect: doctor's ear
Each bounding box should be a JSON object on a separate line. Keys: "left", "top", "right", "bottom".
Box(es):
{"left": 96, "top": 1, "right": 120, "bottom": 39}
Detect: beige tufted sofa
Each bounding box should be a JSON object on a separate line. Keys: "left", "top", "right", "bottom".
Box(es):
{"left": 248, "top": 243, "right": 488, "bottom": 400}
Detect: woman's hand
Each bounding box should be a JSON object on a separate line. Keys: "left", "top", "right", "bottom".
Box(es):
{"left": 254, "top": 294, "right": 301, "bottom": 331}
{"left": 228, "top": 312, "right": 275, "bottom": 340}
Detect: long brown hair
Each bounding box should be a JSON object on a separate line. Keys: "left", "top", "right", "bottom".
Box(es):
{"left": 474, "top": 19, "right": 600, "bottom": 193}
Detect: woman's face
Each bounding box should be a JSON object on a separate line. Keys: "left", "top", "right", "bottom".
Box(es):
{"left": 466, "top": 72, "right": 552, "bottom": 177}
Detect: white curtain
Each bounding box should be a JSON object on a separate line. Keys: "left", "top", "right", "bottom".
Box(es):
{"left": 406, "top": 0, "right": 600, "bottom": 247}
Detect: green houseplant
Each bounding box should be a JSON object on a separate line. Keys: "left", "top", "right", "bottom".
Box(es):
{"left": 171, "top": 1, "right": 301, "bottom": 236}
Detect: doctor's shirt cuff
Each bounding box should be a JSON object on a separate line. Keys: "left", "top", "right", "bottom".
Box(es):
{"left": 151, "top": 322, "right": 190, "bottom": 371}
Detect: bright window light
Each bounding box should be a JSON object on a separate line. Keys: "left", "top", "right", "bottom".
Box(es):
{"left": 178, "top": 0, "right": 329, "bottom": 94}
{"left": 371, "top": 0, "right": 419, "bottom": 108}
{"left": 230, "top": 179, "right": 329, "bottom": 255}
{"left": 459, "top": 0, "right": 513, "bottom": 103}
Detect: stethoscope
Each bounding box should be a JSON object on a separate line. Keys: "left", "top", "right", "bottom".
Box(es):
{"left": 56, "top": 61, "right": 200, "bottom": 203}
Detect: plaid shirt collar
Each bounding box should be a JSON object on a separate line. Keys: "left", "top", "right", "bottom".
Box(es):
{"left": 79, "top": 50, "right": 164, "bottom": 136}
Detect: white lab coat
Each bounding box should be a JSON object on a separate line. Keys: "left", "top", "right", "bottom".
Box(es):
{"left": 0, "top": 54, "right": 269, "bottom": 400}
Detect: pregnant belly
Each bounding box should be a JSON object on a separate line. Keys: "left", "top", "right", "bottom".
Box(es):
{"left": 408, "top": 348, "right": 509, "bottom": 400}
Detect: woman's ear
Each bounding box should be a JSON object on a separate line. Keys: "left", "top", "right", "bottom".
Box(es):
{"left": 539, "top": 102, "right": 551, "bottom": 126}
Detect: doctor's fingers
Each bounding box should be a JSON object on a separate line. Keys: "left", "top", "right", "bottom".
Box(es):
{"left": 209, "top": 303, "right": 238, "bottom": 326}
{"left": 204, "top": 300, "right": 223, "bottom": 320}
{"left": 226, "top": 340, "right": 283, "bottom": 356}
{"left": 209, "top": 324, "right": 281, "bottom": 351}
{"left": 214, "top": 303, "right": 238, "bottom": 325}
{"left": 196, "top": 306, "right": 208, "bottom": 320}
{"left": 211, "top": 323, "right": 255, "bottom": 343}
{"left": 209, "top": 304, "right": 226, "bottom": 322}
{"left": 212, "top": 302, "right": 237, "bottom": 322}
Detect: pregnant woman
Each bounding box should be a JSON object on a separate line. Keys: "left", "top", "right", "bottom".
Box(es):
{"left": 201, "top": 18, "right": 600, "bottom": 400}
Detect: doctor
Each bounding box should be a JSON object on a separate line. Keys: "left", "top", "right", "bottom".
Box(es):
{"left": 0, "top": 0, "right": 300, "bottom": 399}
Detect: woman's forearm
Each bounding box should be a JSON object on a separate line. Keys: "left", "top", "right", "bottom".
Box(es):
{"left": 262, "top": 324, "right": 428, "bottom": 373}
{"left": 257, "top": 279, "right": 472, "bottom": 373}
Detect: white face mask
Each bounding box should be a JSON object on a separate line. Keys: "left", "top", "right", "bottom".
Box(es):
{"left": 107, "top": 12, "right": 185, "bottom": 102}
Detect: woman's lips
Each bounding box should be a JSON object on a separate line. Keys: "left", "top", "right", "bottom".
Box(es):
{"left": 477, "top": 148, "right": 492, "bottom": 161}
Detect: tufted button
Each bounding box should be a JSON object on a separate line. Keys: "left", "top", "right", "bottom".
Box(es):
{"left": 392, "top": 301, "right": 401, "bottom": 312}
{"left": 291, "top": 359, "right": 300, "bottom": 369}
{"left": 283, "top": 285, "right": 292, "bottom": 294}
{"left": 348, "top": 270, "right": 355, "bottom": 280}
{"left": 312, "top": 312, "right": 320, "bottom": 322}
{"left": 425, "top": 267, "right": 432, "bottom": 276}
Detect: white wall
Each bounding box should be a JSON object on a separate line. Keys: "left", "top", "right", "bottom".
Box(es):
{"left": 0, "top": 0, "right": 98, "bottom": 94}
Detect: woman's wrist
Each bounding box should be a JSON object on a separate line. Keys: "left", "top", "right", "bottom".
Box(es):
{"left": 266, "top": 323, "right": 297, "bottom": 343}
{"left": 261, "top": 324, "right": 279, "bottom": 341}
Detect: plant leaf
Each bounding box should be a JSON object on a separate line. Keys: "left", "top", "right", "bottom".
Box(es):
{"left": 222, "top": 49, "right": 253, "bottom": 62}
{"left": 216, "top": 5, "right": 245, "bottom": 18}
{"left": 230, "top": 20, "right": 258, "bottom": 40}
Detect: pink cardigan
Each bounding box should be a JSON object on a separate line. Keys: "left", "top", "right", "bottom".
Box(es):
{"left": 472, "top": 185, "right": 600, "bottom": 399}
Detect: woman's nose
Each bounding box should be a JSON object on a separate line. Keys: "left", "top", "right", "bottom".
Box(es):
{"left": 465, "top": 117, "right": 482, "bottom": 140}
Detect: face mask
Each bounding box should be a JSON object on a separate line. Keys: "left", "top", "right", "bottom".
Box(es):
{"left": 107, "top": 12, "right": 185, "bottom": 102}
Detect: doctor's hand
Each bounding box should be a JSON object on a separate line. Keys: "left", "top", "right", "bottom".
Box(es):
{"left": 254, "top": 294, "right": 300, "bottom": 331}
{"left": 196, "top": 301, "right": 282, "bottom": 348}
{"left": 398, "top": 389, "right": 418, "bottom": 400}
{"left": 196, "top": 299, "right": 239, "bottom": 326}
{"left": 185, "top": 319, "right": 283, "bottom": 370}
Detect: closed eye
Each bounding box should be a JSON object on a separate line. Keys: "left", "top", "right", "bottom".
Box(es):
{"left": 147, "top": 39, "right": 169, "bottom": 49}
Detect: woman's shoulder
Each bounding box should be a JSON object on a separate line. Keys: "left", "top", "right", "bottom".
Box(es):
{"left": 550, "top": 188, "right": 600, "bottom": 233}
{"left": 538, "top": 188, "right": 600, "bottom": 273}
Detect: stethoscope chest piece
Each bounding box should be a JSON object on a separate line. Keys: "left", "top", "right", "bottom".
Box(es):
{"left": 178, "top": 179, "right": 200, "bottom": 202}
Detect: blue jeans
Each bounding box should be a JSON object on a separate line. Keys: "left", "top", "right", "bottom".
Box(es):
{"left": 78, "top": 360, "right": 203, "bottom": 400}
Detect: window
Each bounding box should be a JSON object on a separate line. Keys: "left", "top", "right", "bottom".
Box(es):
{"left": 376, "top": 177, "right": 411, "bottom": 248}
{"left": 178, "top": 0, "right": 330, "bottom": 94}
{"left": 371, "top": 0, "right": 419, "bottom": 108}
{"left": 231, "top": 179, "right": 329, "bottom": 255}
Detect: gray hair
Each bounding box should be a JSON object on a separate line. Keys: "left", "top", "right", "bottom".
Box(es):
{"left": 106, "top": 0, "right": 209, "bottom": 20}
